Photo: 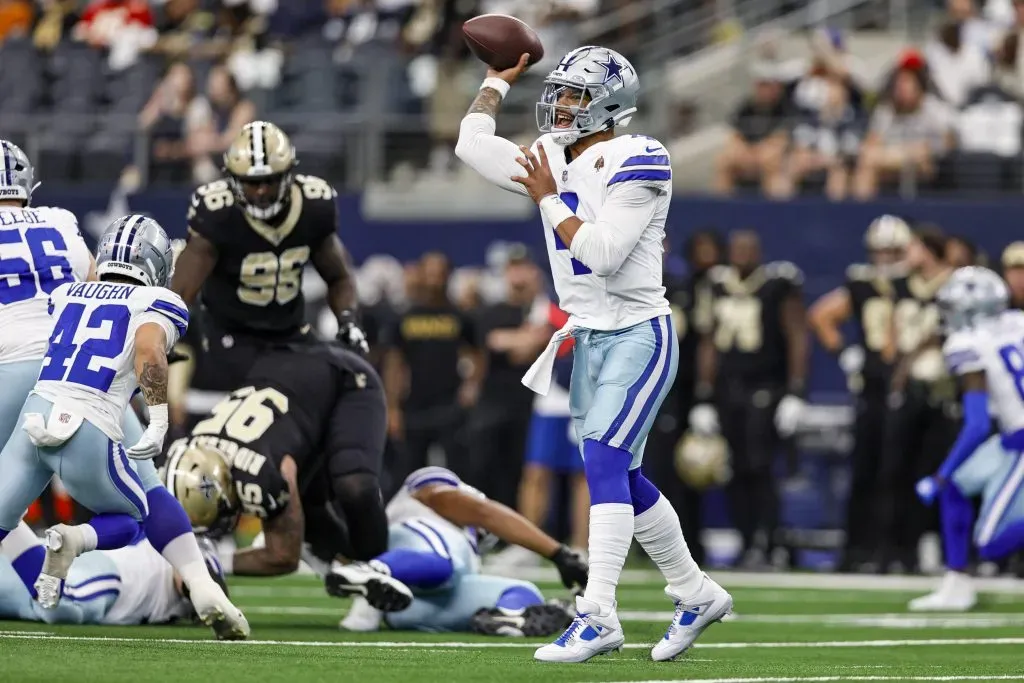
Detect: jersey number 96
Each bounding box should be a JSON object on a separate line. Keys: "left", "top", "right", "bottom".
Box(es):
{"left": 238, "top": 247, "right": 311, "bottom": 307}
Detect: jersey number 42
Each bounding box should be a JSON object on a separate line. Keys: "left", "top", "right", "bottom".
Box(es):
{"left": 40, "top": 303, "right": 130, "bottom": 392}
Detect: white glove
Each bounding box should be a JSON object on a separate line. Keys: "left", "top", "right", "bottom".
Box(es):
{"left": 774, "top": 395, "right": 805, "bottom": 438}
{"left": 838, "top": 345, "right": 865, "bottom": 377}
{"left": 688, "top": 404, "right": 720, "bottom": 435}
{"left": 126, "top": 404, "right": 168, "bottom": 460}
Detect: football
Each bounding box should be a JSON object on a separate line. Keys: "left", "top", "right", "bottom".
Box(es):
{"left": 462, "top": 14, "right": 544, "bottom": 71}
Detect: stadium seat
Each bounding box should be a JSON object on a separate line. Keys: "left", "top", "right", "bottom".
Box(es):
{"left": 949, "top": 152, "right": 1024, "bottom": 195}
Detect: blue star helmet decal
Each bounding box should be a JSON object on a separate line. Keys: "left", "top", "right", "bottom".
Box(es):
{"left": 598, "top": 54, "right": 625, "bottom": 86}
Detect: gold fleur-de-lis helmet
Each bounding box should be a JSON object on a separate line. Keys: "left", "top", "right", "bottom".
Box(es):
{"left": 163, "top": 444, "right": 240, "bottom": 537}
{"left": 223, "top": 120, "right": 297, "bottom": 221}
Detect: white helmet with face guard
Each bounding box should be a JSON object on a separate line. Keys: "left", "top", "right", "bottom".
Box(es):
{"left": 0, "top": 140, "right": 36, "bottom": 206}
{"left": 537, "top": 46, "right": 640, "bottom": 146}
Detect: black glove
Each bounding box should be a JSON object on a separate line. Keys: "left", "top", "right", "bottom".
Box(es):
{"left": 336, "top": 310, "right": 369, "bottom": 355}
{"left": 167, "top": 348, "right": 190, "bottom": 365}
{"left": 550, "top": 544, "right": 588, "bottom": 591}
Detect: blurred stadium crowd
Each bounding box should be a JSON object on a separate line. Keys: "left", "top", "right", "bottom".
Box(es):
{"left": 716, "top": 0, "right": 1024, "bottom": 198}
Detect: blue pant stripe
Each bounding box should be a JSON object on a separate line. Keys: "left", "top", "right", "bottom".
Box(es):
{"left": 105, "top": 441, "right": 146, "bottom": 519}
{"left": 402, "top": 521, "right": 451, "bottom": 559}
{"left": 66, "top": 588, "right": 120, "bottom": 602}
{"left": 66, "top": 573, "right": 120, "bottom": 590}
{"left": 621, "top": 317, "right": 674, "bottom": 449}
{"left": 601, "top": 317, "right": 664, "bottom": 444}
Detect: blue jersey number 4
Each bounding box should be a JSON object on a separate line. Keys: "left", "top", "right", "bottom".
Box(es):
{"left": 0, "top": 227, "right": 75, "bottom": 305}
{"left": 552, "top": 192, "right": 591, "bottom": 275}
{"left": 39, "top": 303, "right": 130, "bottom": 392}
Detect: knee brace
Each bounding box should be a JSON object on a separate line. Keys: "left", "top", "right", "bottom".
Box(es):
{"left": 331, "top": 473, "right": 389, "bottom": 560}
{"left": 582, "top": 439, "right": 631, "bottom": 505}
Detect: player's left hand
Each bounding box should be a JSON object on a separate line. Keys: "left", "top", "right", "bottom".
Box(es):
{"left": 915, "top": 475, "right": 944, "bottom": 506}
{"left": 336, "top": 311, "right": 369, "bottom": 355}
{"left": 511, "top": 144, "right": 558, "bottom": 204}
{"left": 550, "top": 544, "right": 588, "bottom": 591}
{"left": 126, "top": 404, "right": 169, "bottom": 460}
{"left": 774, "top": 395, "right": 805, "bottom": 438}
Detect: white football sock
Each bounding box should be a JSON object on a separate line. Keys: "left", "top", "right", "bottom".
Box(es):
{"left": 634, "top": 495, "right": 702, "bottom": 598}
{"left": 161, "top": 533, "right": 210, "bottom": 587}
{"left": 581, "top": 503, "right": 634, "bottom": 613}
{"left": 1, "top": 522, "right": 41, "bottom": 560}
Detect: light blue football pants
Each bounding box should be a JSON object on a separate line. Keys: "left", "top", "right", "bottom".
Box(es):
{"left": 952, "top": 434, "right": 1024, "bottom": 557}
{"left": 0, "top": 393, "right": 148, "bottom": 532}
{"left": 0, "top": 359, "right": 157, "bottom": 515}
{"left": 0, "top": 540, "right": 119, "bottom": 624}
{"left": 569, "top": 315, "right": 678, "bottom": 469}
{"left": 383, "top": 521, "right": 541, "bottom": 632}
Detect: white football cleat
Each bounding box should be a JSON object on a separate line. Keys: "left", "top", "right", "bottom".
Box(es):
{"left": 534, "top": 596, "right": 625, "bottom": 663}
{"left": 340, "top": 596, "right": 383, "bottom": 632}
{"left": 326, "top": 560, "right": 414, "bottom": 612}
{"left": 35, "top": 524, "right": 89, "bottom": 609}
{"left": 188, "top": 578, "right": 251, "bottom": 640}
{"left": 908, "top": 571, "right": 977, "bottom": 612}
{"left": 651, "top": 573, "right": 733, "bottom": 662}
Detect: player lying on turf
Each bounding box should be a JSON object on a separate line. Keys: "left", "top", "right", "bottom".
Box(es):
{"left": 325, "top": 466, "right": 586, "bottom": 637}
{"left": 0, "top": 520, "right": 226, "bottom": 626}
{"left": 0, "top": 148, "right": 246, "bottom": 639}
{"left": 163, "top": 339, "right": 389, "bottom": 574}
{"left": 911, "top": 267, "right": 1024, "bottom": 611}
{"left": 454, "top": 44, "right": 732, "bottom": 662}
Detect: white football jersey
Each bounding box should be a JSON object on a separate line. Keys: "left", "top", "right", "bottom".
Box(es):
{"left": 102, "top": 539, "right": 191, "bottom": 625}
{"left": 0, "top": 206, "right": 92, "bottom": 363}
{"left": 457, "top": 115, "right": 672, "bottom": 331}
{"left": 534, "top": 134, "right": 672, "bottom": 330}
{"left": 33, "top": 281, "right": 188, "bottom": 441}
{"left": 943, "top": 309, "right": 1024, "bottom": 436}
{"left": 385, "top": 466, "right": 484, "bottom": 554}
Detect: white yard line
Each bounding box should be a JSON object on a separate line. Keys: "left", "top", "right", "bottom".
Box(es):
{"left": 234, "top": 605, "right": 1024, "bottom": 629}
{"left": 595, "top": 677, "right": 1024, "bottom": 683}
{"left": 2, "top": 633, "right": 1024, "bottom": 650}
{"left": 485, "top": 568, "right": 1024, "bottom": 594}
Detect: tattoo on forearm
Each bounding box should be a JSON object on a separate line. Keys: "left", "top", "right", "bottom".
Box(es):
{"left": 139, "top": 360, "right": 168, "bottom": 405}
{"left": 467, "top": 87, "right": 503, "bottom": 118}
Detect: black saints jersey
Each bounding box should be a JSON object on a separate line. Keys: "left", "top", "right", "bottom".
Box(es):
{"left": 186, "top": 174, "right": 338, "bottom": 336}
{"left": 891, "top": 270, "right": 952, "bottom": 387}
{"left": 842, "top": 264, "right": 896, "bottom": 391}
{"left": 708, "top": 262, "right": 803, "bottom": 387}
{"left": 166, "top": 342, "right": 374, "bottom": 521}
{"left": 666, "top": 271, "right": 714, "bottom": 390}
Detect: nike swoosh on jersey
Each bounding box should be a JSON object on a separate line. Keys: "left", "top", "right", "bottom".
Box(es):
{"left": 644, "top": 145, "right": 662, "bottom": 153}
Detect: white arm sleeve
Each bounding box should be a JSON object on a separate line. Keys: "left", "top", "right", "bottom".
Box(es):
{"left": 134, "top": 312, "right": 179, "bottom": 352}
{"left": 454, "top": 113, "right": 530, "bottom": 196}
{"left": 567, "top": 184, "right": 658, "bottom": 277}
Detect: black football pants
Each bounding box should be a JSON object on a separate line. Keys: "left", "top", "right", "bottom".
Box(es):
{"left": 840, "top": 384, "right": 889, "bottom": 568}
{"left": 717, "top": 381, "right": 784, "bottom": 555}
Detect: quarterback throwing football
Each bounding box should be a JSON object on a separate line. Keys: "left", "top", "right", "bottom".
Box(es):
{"left": 455, "top": 47, "right": 732, "bottom": 662}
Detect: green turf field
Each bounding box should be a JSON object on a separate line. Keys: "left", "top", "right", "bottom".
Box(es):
{"left": 2, "top": 570, "right": 1023, "bottom": 683}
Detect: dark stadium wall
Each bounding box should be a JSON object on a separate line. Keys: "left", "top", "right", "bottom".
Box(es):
{"left": 37, "top": 187, "right": 1023, "bottom": 398}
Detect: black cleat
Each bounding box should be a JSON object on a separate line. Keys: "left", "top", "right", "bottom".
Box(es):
{"left": 325, "top": 561, "right": 413, "bottom": 612}
{"left": 470, "top": 602, "right": 574, "bottom": 638}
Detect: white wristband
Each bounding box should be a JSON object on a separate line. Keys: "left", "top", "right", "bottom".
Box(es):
{"left": 221, "top": 550, "right": 233, "bottom": 576}
{"left": 539, "top": 193, "right": 575, "bottom": 227}
{"left": 146, "top": 403, "right": 169, "bottom": 429}
{"left": 481, "top": 77, "right": 510, "bottom": 100}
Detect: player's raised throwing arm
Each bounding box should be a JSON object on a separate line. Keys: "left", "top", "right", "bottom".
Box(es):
{"left": 455, "top": 54, "right": 532, "bottom": 196}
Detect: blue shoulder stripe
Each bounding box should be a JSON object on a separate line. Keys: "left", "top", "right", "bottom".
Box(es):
{"left": 147, "top": 299, "right": 189, "bottom": 338}
{"left": 620, "top": 154, "right": 670, "bottom": 168}
{"left": 406, "top": 466, "right": 460, "bottom": 491}
{"left": 608, "top": 169, "right": 672, "bottom": 186}
{"left": 946, "top": 349, "right": 981, "bottom": 370}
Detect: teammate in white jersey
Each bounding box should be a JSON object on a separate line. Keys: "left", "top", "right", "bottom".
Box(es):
{"left": 0, "top": 213, "right": 248, "bottom": 638}
{"left": 327, "top": 466, "right": 586, "bottom": 636}
{"left": 911, "top": 267, "right": 1024, "bottom": 610}
{"left": 0, "top": 521, "right": 225, "bottom": 627}
{"left": 0, "top": 146, "right": 247, "bottom": 639}
{"left": 455, "top": 47, "right": 731, "bottom": 662}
